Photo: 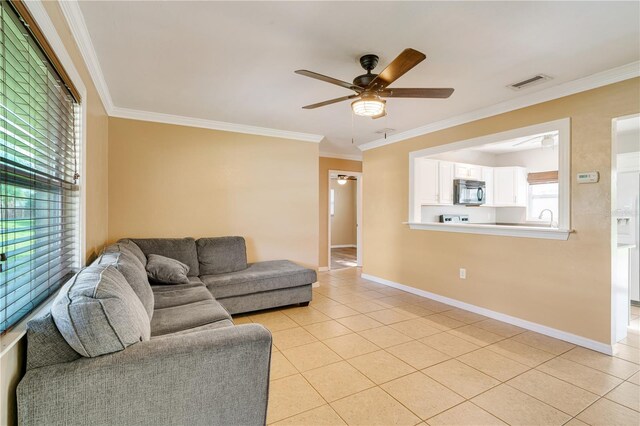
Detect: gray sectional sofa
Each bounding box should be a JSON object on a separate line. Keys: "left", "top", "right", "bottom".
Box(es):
{"left": 17, "top": 236, "right": 316, "bottom": 426}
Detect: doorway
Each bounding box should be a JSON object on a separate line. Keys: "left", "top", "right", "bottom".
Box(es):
{"left": 611, "top": 114, "right": 640, "bottom": 345}
{"left": 328, "top": 170, "right": 362, "bottom": 270}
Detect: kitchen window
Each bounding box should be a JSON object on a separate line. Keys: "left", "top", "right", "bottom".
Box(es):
{"left": 1, "top": 0, "right": 81, "bottom": 333}
{"left": 527, "top": 169, "right": 559, "bottom": 224}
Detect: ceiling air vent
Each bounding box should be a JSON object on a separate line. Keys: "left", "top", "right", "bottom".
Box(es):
{"left": 375, "top": 128, "right": 395, "bottom": 134}
{"left": 507, "top": 74, "right": 552, "bottom": 91}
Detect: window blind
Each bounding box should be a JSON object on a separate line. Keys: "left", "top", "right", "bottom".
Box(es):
{"left": 527, "top": 170, "right": 558, "bottom": 185}
{"left": 0, "top": 0, "right": 80, "bottom": 333}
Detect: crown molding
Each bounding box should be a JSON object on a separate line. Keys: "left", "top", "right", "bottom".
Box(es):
{"left": 58, "top": 0, "right": 114, "bottom": 113}
{"left": 111, "top": 107, "right": 324, "bottom": 143}
{"left": 319, "top": 152, "right": 363, "bottom": 161}
{"left": 358, "top": 61, "right": 640, "bottom": 151}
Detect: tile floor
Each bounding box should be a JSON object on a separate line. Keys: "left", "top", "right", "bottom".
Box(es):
{"left": 233, "top": 268, "right": 640, "bottom": 425}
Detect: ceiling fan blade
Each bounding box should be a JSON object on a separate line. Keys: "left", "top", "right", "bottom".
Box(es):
{"left": 295, "top": 70, "right": 363, "bottom": 92}
{"left": 367, "top": 48, "right": 426, "bottom": 92}
{"left": 302, "top": 94, "right": 358, "bottom": 109}
{"left": 380, "top": 88, "right": 454, "bottom": 98}
{"left": 512, "top": 135, "right": 542, "bottom": 147}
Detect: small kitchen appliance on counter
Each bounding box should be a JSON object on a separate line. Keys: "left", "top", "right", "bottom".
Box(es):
{"left": 439, "top": 214, "right": 470, "bottom": 223}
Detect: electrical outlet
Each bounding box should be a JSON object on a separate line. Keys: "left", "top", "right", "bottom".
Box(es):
{"left": 459, "top": 268, "right": 466, "bottom": 279}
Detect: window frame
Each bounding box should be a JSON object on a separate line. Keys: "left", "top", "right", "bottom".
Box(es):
{"left": 526, "top": 182, "right": 560, "bottom": 224}
{"left": 407, "top": 118, "right": 571, "bottom": 240}
{"left": 0, "top": 0, "right": 87, "bottom": 354}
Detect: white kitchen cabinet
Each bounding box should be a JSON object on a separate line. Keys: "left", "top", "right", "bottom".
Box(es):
{"left": 481, "top": 167, "right": 494, "bottom": 206}
{"left": 439, "top": 161, "right": 454, "bottom": 204}
{"left": 416, "top": 158, "right": 440, "bottom": 204}
{"left": 454, "top": 163, "right": 482, "bottom": 180}
{"left": 493, "top": 167, "right": 527, "bottom": 206}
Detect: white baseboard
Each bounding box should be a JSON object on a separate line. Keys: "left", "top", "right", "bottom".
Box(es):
{"left": 361, "top": 273, "right": 613, "bottom": 355}
{"left": 318, "top": 266, "right": 329, "bottom": 272}
{"left": 331, "top": 244, "right": 357, "bottom": 248}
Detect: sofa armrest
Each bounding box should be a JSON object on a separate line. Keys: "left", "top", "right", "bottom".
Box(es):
{"left": 17, "top": 324, "right": 272, "bottom": 426}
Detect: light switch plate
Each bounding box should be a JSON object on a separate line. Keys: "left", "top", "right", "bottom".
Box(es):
{"left": 577, "top": 171, "right": 599, "bottom": 183}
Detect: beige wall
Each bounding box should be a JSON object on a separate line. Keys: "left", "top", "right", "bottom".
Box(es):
{"left": 319, "top": 157, "right": 362, "bottom": 268}
{"left": 1, "top": 2, "right": 110, "bottom": 425}
{"left": 363, "top": 78, "right": 640, "bottom": 346}
{"left": 108, "top": 118, "right": 319, "bottom": 268}
{"left": 330, "top": 179, "right": 357, "bottom": 246}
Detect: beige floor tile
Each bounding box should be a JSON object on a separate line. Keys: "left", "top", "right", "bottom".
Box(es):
{"left": 303, "top": 361, "right": 375, "bottom": 402}
{"left": 537, "top": 357, "right": 623, "bottom": 396}
{"left": 458, "top": 348, "right": 530, "bottom": 381}
{"left": 349, "top": 350, "right": 416, "bottom": 384}
{"left": 414, "top": 299, "right": 453, "bottom": 313}
{"left": 355, "top": 290, "right": 388, "bottom": 300}
{"left": 329, "top": 292, "right": 368, "bottom": 304}
{"left": 473, "top": 318, "right": 526, "bottom": 338}
{"left": 366, "top": 308, "right": 416, "bottom": 325}
{"left": 272, "top": 404, "right": 346, "bottom": 425}
{"left": 604, "top": 381, "right": 640, "bottom": 411}
{"left": 421, "top": 314, "right": 467, "bottom": 331}
{"left": 390, "top": 318, "right": 442, "bottom": 339}
{"left": 427, "top": 401, "right": 507, "bottom": 426}
{"left": 386, "top": 340, "right": 450, "bottom": 370}
{"left": 232, "top": 315, "right": 252, "bottom": 324}
{"left": 336, "top": 314, "right": 384, "bottom": 332}
{"left": 346, "top": 300, "right": 388, "bottom": 313}
{"left": 447, "top": 325, "right": 504, "bottom": 347}
{"left": 377, "top": 296, "right": 410, "bottom": 307}
{"left": 314, "top": 303, "right": 360, "bottom": 319}
{"left": 507, "top": 369, "right": 599, "bottom": 416}
{"left": 486, "top": 338, "right": 556, "bottom": 367}
{"left": 330, "top": 387, "right": 421, "bottom": 426}
{"left": 381, "top": 372, "right": 464, "bottom": 420}
{"left": 472, "top": 384, "right": 571, "bottom": 425}
{"left": 620, "top": 332, "right": 640, "bottom": 349}
{"left": 564, "top": 347, "right": 640, "bottom": 379}
{"left": 359, "top": 326, "right": 414, "bottom": 348}
{"left": 393, "top": 304, "right": 434, "bottom": 317}
{"left": 267, "top": 374, "right": 326, "bottom": 423}
{"left": 511, "top": 331, "right": 575, "bottom": 355}
{"left": 304, "top": 320, "right": 353, "bottom": 340}
{"left": 576, "top": 397, "right": 640, "bottom": 426}
{"left": 270, "top": 351, "right": 299, "bottom": 380}
{"left": 272, "top": 327, "right": 318, "bottom": 350}
{"left": 420, "top": 332, "right": 481, "bottom": 357}
{"left": 423, "top": 359, "right": 500, "bottom": 399}
{"left": 281, "top": 341, "right": 342, "bottom": 372}
{"left": 324, "top": 333, "right": 380, "bottom": 359}
{"left": 563, "top": 418, "right": 590, "bottom": 426}
{"left": 250, "top": 311, "right": 298, "bottom": 332}
{"left": 627, "top": 371, "right": 640, "bottom": 385}
{"left": 613, "top": 342, "right": 640, "bottom": 364}
{"left": 440, "top": 308, "right": 487, "bottom": 324}
{"left": 282, "top": 306, "right": 331, "bottom": 326}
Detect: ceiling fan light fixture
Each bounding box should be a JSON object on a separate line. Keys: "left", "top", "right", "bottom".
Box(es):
{"left": 337, "top": 175, "right": 348, "bottom": 185}
{"left": 351, "top": 94, "right": 385, "bottom": 117}
{"left": 541, "top": 134, "right": 555, "bottom": 148}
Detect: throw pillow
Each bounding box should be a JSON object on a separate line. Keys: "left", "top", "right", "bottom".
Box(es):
{"left": 146, "top": 254, "right": 190, "bottom": 284}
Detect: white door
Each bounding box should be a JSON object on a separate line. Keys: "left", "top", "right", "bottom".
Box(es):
{"left": 417, "top": 159, "right": 439, "bottom": 204}
{"left": 439, "top": 161, "right": 454, "bottom": 204}
{"left": 494, "top": 167, "right": 516, "bottom": 205}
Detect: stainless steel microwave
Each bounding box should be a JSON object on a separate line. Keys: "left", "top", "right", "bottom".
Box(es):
{"left": 454, "top": 179, "right": 486, "bottom": 206}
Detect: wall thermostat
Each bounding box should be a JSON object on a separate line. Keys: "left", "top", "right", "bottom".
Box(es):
{"left": 577, "top": 171, "right": 599, "bottom": 183}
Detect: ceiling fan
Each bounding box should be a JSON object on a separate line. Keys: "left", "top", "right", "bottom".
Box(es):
{"left": 513, "top": 134, "right": 556, "bottom": 148}
{"left": 295, "top": 48, "right": 454, "bottom": 119}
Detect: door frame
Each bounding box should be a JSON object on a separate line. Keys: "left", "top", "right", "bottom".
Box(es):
{"left": 328, "top": 170, "right": 363, "bottom": 269}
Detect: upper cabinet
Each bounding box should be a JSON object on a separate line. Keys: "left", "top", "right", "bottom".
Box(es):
{"left": 481, "top": 167, "right": 494, "bottom": 206}
{"left": 439, "top": 161, "right": 454, "bottom": 204}
{"left": 493, "top": 167, "right": 527, "bottom": 206}
{"left": 416, "top": 158, "right": 440, "bottom": 205}
{"left": 454, "top": 163, "right": 482, "bottom": 180}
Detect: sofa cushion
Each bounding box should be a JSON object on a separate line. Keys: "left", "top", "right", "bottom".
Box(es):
{"left": 146, "top": 254, "right": 190, "bottom": 284}
{"left": 26, "top": 313, "right": 81, "bottom": 370}
{"left": 201, "top": 260, "right": 317, "bottom": 299}
{"left": 152, "top": 285, "right": 214, "bottom": 309}
{"left": 196, "top": 237, "right": 248, "bottom": 275}
{"left": 151, "top": 299, "right": 231, "bottom": 337}
{"left": 153, "top": 319, "right": 235, "bottom": 337}
{"left": 101, "top": 245, "right": 154, "bottom": 320}
{"left": 116, "top": 239, "right": 147, "bottom": 266}
{"left": 131, "top": 238, "right": 199, "bottom": 276}
{"left": 51, "top": 265, "right": 151, "bottom": 357}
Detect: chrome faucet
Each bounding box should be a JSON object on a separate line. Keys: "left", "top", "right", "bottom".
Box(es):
{"left": 538, "top": 209, "right": 554, "bottom": 227}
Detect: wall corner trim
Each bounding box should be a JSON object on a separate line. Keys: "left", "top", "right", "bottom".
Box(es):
{"left": 358, "top": 61, "right": 640, "bottom": 151}
{"left": 361, "top": 273, "right": 613, "bottom": 355}
{"left": 110, "top": 107, "right": 324, "bottom": 143}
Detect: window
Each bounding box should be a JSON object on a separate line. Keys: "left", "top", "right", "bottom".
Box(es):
{"left": 1, "top": 1, "right": 80, "bottom": 333}
{"left": 527, "top": 183, "right": 559, "bottom": 223}
{"left": 330, "top": 189, "right": 335, "bottom": 216}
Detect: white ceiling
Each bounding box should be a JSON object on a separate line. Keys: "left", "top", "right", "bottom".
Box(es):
{"left": 77, "top": 1, "right": 640, "bottom": 158}
{"left": 471, "top": 132, "right": 558, "bottom": 154}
